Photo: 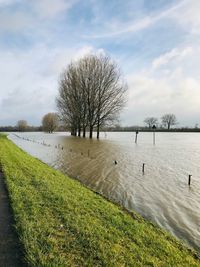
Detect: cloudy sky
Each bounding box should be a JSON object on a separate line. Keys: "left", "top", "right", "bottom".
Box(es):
{"left": 0, "top": 0, "right": 200, "bottom": 127}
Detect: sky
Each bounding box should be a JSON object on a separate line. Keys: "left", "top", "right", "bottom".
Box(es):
{"left": 0, "top": 0, "right": 200, "bottom": 127}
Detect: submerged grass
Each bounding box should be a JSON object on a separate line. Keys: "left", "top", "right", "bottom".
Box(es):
{"left": 0, "top": 134, "right": 199, "bottom": 266}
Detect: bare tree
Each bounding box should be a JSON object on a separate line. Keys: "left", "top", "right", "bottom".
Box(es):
{"left": 42, "top": 113, "right": 58, "bottom": 133}
{"left": 77, "top": 56, "right": 100, "bottom": 138}
{"left": 17, "top": 120, "right": 28, "bottom": 132}
{"left": 57, "top": 63, "right": 84, "bottom": 137}
{"left": 144, "top": 117, "right": 158, "bottom": 128}
{"left": 90, "top": 55, "right": 127, "bottom": 139}
{"left": 57, "top": 54, "right": 127, "bottom": 139}
{"left": 161, "top": 113, "right": 177, "bottom": 129}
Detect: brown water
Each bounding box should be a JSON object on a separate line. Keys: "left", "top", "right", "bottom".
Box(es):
{"left": 9, "top": 132, "right": 200, "bottom": 252}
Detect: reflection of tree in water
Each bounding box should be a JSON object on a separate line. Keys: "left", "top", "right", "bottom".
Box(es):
{"left": 58, "top": 136, "right": 122, "bottom": 194}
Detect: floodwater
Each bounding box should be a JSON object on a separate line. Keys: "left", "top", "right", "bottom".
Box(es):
{"left": 9, "top": 132, "right": 200, "bottom": 252}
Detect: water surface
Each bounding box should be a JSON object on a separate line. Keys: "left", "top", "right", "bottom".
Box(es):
{"left": 9, "top": 132, "right": 200, "bottom": 252}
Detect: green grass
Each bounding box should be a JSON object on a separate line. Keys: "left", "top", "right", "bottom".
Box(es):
{"left": 0, "top": 134, "right": 199, "bottom": 267}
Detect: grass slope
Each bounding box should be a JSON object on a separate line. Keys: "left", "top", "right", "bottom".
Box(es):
{"left": 0, "top": 134, "right": 199, "bottom": 266}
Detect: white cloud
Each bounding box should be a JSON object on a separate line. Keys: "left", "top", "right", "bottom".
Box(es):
{"left": 85, "top": 16, "right": 153, "bottom": 39}
{"left": 0, "top": 44, "right": 104, "bottom": 125}
{"left": 0, "top": 0, "right": 199, "bottom": 127}
{"left": 0, "top": 11, "right": 32, "bottom": 32}
{"left": 48, "top": 45, "right": 105, "bottom": 75}
{"left": 1, "top": 42, "right": 199, "bottom": 126}
{"left": 85, "top": 0, "right": 200, "bottom": 41}
{"left": 124, "top": 44, "right": 200, "bottom": 126}
{"left": 84, "top": 0, "right": 186, "bottom": 39}
{"left": 171, "top": 0, "right": 200, "bottom": 35}
{"left": 33, "top": 0, "right": 78, "bottom": 19}
{"left": 0, "top": 0, "right": 78, "bottom": 34}
{"left": 152, "top": 47, "right": 193, "bottom": 69}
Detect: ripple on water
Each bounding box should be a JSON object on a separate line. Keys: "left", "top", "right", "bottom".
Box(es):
{"left": 9, "top": 132, "right": 200, "bottom": 252}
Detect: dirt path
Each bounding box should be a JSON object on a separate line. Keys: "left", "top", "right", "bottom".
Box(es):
{"left": 0, "top": 172, "right": 26, "bottom": 266}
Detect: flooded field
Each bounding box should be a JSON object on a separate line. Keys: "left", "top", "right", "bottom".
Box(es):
{"left": 9, "top": 132, "right": 200, "bottom": 252}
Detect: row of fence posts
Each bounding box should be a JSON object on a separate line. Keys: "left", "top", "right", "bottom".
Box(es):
{"left": 14, "top": 134, "right": 94, "bottom": 159}
{"left": 135, "top": 130, "right": 193, "bottom": 185}
{"left": 14, "top": 134, "right": 193, "bottom": 186}
{"left": 142, "top": 162, "right": 192, "bottom": 186}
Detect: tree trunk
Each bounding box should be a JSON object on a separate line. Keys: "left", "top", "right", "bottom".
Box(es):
{"left": 83, "top": 127, "right": 86, "bottom": 138}
{"left": 89, "top": 126, "right": 93, "bottom": 138}
{"left": 78, "top": 127, "right": 81, "bottom": 137}
{"left": 97, "top": 122, "right": 100, "bottom": 139}
{"left": 71, "top": 127, "right": 77, "bottom": 136}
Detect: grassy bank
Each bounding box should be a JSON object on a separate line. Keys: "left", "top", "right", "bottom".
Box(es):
{"left": 0, "top": 134, "right": 199, "bottom": 266}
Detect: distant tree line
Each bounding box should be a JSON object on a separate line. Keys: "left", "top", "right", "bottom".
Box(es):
{"left": 0, "top": 124, "right": 42, "bottom": 132}
{"left": 143, "top": 114, "right": 177, "bottom": 129}
{"left": 56, "top": 54, "right": 127, "bottom": 138}
{"left": 1, "top": 112, "right": 200, "bottom": 133}
{"left": 103, "top": 125, "right": 200, "bottom": 132}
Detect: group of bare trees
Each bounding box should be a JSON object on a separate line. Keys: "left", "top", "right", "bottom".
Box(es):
{"left": 56, "top": 54, "right": 127, "bottom": 138}
{"left": 16, "top": 54, "right": 178, "bottom": 135}
{"left": 144, "top": 114, "right": 177, "bottom": 129}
